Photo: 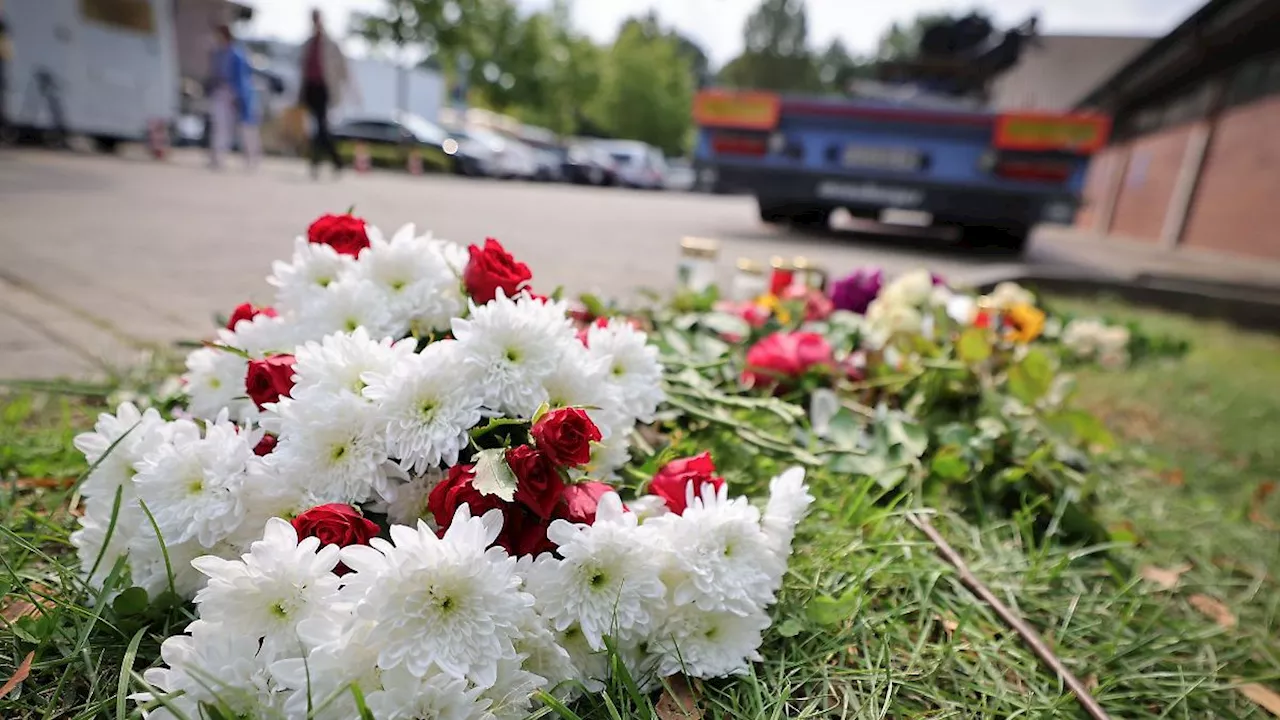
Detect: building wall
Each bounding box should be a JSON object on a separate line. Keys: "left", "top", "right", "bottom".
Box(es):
{"left": 1105, "top": 124, "right": 1192, "bottom": 243}
{"left": 1181, "top": 94, "right": 1280, "bottom": 260}
{"left": 991, "top": 35, "right": 1152, "bottom": 111}
{"left": 1076, "top": 146, "right": 1125, "bottom": 232}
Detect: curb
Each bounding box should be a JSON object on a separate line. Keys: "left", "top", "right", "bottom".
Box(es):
{"left": 973, "top": 268, "right": 1280, "bottom": 333}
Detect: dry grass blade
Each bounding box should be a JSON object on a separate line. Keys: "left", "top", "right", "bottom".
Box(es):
{"left": 0, "top": 651, "right": 34, "bottom": 699}
{"left": 655, "top": 675, "right": 703, "bottom": 720}
{"left": 1249, "top": 481, "right": 1277, "bottom": 530}
{"left": 1139, "top": 563, "right": 1193, "bottom": 590}
{"left": 1188, "top": 594, "right": 1237, "bottom": 629}
{"left": 13, "top": 477, "right": 76, "bottom": 491}
{"left": 1238, "top": 682, "right": 1280, "bottom": 717}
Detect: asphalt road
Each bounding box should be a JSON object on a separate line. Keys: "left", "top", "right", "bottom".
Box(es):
{"left": 0, "top": 148, "right": 1052, "bottom": 379}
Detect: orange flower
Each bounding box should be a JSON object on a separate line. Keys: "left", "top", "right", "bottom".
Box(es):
{"left": 1004, "top": 303, "right": 1045, "bottom": 343}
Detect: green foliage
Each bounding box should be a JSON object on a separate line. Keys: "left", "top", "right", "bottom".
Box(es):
{"left": 717, "top": 0, "right": 823, "bottom": 93}
{"left": 586, "top": 19, "right": 694, "bottom": 155}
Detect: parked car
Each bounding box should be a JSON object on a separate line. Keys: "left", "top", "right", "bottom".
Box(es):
{"left": 532, "top": 148, "right": 565, "bottom": 182}
{"left": 332, "top": 112, "right": 491, "bottom": 176}
{"left": 561, "top": 143, "right": 616, "bottom": 186}
{"left": 593, "top": 140, "right": 667, "bottom": 189}
{"left": 456, "top": 127, "right": 539, "bottom": 180}
{"left": 664, "top": 158, "right": 697, "bottom": 192}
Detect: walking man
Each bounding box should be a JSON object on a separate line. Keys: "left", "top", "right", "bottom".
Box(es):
{"left": 298, "top": 9, "right": 348, "bottom": 178}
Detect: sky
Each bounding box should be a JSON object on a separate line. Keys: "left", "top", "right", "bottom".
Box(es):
{"left": 246, "top": 0, "right": 1205, "bottom": 67}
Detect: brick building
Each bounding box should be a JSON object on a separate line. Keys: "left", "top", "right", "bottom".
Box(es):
{"left": 990, "top": 35, "right": 1152, "bottom": 112}
{"left": 1074, "top": 0, "right": 1280, "bottom": 262}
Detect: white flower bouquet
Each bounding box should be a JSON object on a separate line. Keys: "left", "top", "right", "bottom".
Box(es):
{"left": 70, "top": 212, "right": 814, "bottom": 719}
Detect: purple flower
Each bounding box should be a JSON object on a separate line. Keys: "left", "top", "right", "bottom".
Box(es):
{"left": 829, "top": 268, "right": 883, "bottom": 314}
{"left": 931, "top": 272, "right": 948, "bottom": 287}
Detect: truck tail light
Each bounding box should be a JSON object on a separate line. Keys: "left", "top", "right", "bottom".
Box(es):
{"left": 992, "top": 158, "right": 1073, "bottom": 183}
{"left": 711, "top": 132, "right": 768, "bottom": 157}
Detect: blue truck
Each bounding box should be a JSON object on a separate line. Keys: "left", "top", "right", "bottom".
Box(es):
{"left": 691, "top": 18, "right": 1110, "bottom": 253}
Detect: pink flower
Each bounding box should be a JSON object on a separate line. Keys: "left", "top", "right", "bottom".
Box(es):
{"left": 742, "top": 331, "right": 833, "bottom": 388}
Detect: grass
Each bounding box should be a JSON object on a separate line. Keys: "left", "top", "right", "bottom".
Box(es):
{"left": 2, "top": 299, "right": 1280, "bottom": 718}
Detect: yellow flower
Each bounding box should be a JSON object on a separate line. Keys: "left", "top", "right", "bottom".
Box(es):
{"left": 755, "top": 293, "right": 791, "bottom": 324}
{"left": 1004, "top": 303, "right": 1045, "bottom": 343}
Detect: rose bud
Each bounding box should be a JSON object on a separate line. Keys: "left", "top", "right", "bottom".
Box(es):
{"left": 307, "top": 213, "right": 370, "bottom": 257}
{"left": 531, "top": 408, "right": 602, "bottom": 469}
{"left": 291, "top": 503, "right": 380, "bottom": 575}
{"left": 507, "top": 445, "right": 565, "bottom": 519}
{"left": 463, "top": 237, "right": 532, "bottom": 304}
{"left": 226, "top": 302, "right": 277, "bottom": 332}
{"left": 244, "top": 354, "right": 297, "bottom": 410}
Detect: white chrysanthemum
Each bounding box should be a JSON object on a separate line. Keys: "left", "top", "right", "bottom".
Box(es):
{"left": 879, "top": 269, "right": 934, "bottom": 307}
{"left": 269, "top": 236, "right": 356, "bottom": 312}
{"left": 339, "top": 508, "right": 532, "bottom": 688}
{"left": 299, "top": 276, "right": 403, "bottom": 340}
{"left": 648, "top": 483, "right": 782, "bottom": 616}
{"left": 272, "top": 617, "right": 383, "bottom": 720}
{"left": 984, "top": 281, "right": 1036, "bottom": 310}
{"left": 266, "top": 392, "right": 388, "bottom": 504}
{"left": 510, "top": 608, "right": 576, "bottom": 698}
{"left": 225, "top": 461, "right": 314, "bottom": 551}
{"left": 529, "top": 494, "right": 666, "bottom": 650}
{"left": 863, "top": 298, "right": 924, "bottom": 348}
{"left": 73, "top": 402, "right": 168, "bottom": 505}
{"left": 182, "top": 346, "right": 254, "bottom": 421}
{"left": 136, "top": 620, "right": 284, "bottom": 720}
{"left": 570, "top": 430, "right": 632, "bottom": 482}
{"left": 363, "top": 341, "right": 486, "bottom": 474}
{"left": 191, "top": 518, "right": 344, "bottom": 662}
{"left": 585, "top": 320, "right": 665, "bottom": 424}
{"left": 626, "top": 495, "right": 671, "bottom": 522}
{"left": 128, "top": 529, "right": 238, "bottom": 599}
{"left": 290, "top": 327, "right": 415, "bottom": 401}
{"left": 132, "top": 416, "right": 255, "bottom": 548}
{"left": 434, "top": 236, "right": 470, "bottom": 275}
{"left": 554, "top": 623, "right": 609, "bottom": 692}
{"left": 223, "top": 312, "right": 303, "bottom": 356}
{"left": 542, "top": 343, "right": 615, "bottom": 412}
{"left": 70, "top": 500, "right": 142, "bottom": 590}
{"left": 378, "top": 468, "right": 445, "bottom": 527}
{"left": 364, "top": 667, "right": 492, "bottom": 720}
{"left": 354, "top": 224, "right": 466, "bottom": 336}
{"left": 651, "top": 604, "right": 770, "bottom": 678}
{"left": 452, "top": 291, "right": 577, "bottom": 417}
{"left": 760, "top": 467, "right": 814, "bottom": 566}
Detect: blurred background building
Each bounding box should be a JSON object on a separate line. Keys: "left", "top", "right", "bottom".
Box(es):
{"left": 1074, "top": 0, "right": 1280, "bottom": 261}
{"left": 990, "top": 34, "right": 1151, "bottom": 111}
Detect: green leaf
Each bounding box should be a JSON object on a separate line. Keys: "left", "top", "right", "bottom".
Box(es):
{"left": 776, "top": 617, "right": 806, "bottom": 638}
{"left": 807, "top": 588, "right": 861, "bottom": 625}
{"left": 930, "top": 445, "right": 970, "bottom": 480}
{"left": 112, "top": 586, "right": 150, "bottom": 617}
{"left": 956, "top": 327, "right": 992, "bottom": 364}
{"left": 699, "top": 312, "right": 752, "bottom": 339}
{"left": 472, "top": 447, "right": 518, "bottom": 502}
{"left": 1007, "top": 348, "right": 1055, "bottom": 404}
{"left": 579, "top": 293, "right": 607, "bottom": 318}
{"left": 885, "top": 417, "right": 929, "bottom": 458}
{"left": 1046, "top": 409, "right": 1115, "bottom": 450}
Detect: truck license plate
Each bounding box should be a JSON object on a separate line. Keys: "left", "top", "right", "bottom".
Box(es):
{"left": 842, "top": 145, "right": 923, "bottom": 172}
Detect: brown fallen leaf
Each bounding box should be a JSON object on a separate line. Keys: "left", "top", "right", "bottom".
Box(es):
{"left": 1189, "top": 594, "right": 1237, "bottom": 629}
{"left": 655, "top": 674, "right": 703, "bottom": 720}
{"left": 13, "top": 477, "right": 75, "bottom": 491}
{"left": 1160, "top": 468, "right": 1185, "bottom": 487}
{"left": 1084, "top": 674, "right": 1099, "bottom": 695}
{"left": 1249, "top": 482, "right": 1277, "bottom": 530}
{"left": 1140, "top": 563, "right": 1193, "bottom": 590}
{"left": 0, "top": 651, "right": 34, "bottom": 699}
{"left": 1237, "top": 682, "right": 1280, "bottom": 717}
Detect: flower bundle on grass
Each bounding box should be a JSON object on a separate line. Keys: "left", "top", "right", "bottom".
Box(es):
{"left": 66, "top": 213, "right": 814, "bottom": 718}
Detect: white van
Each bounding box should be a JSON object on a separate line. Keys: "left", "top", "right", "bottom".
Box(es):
{"left": 592, "top": 140, "right": 667, "bottom": 189}
{"left": 5, "top": 0, "right": 179, "bottom": 149}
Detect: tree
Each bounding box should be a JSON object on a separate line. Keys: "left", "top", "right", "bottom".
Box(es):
{"left": 716, "top": 0, "right": 821, "bottom": 93}
{"left": 587, "top": 18, "right": 693, "bottom": 155}
{"left": 816, "top": 38, "right": 872, "bottom": 94}
{"left": 877, "top": 12, "right": 963, "bottom": 60}
{"left": 355, "top": 0, "right": 479, "bottom": 111}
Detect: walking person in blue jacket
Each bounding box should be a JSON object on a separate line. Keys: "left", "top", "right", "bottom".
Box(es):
{"left": 207, "top": 24, "right": 260, "bottom": 170}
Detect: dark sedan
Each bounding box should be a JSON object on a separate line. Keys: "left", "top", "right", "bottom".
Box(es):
{"left": 332, "top": 113, "right": 493, "bottom": 176}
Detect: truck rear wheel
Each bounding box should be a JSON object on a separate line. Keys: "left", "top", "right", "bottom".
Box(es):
{"left": 757, "top": 198, "right": 790, "bottom": 224}
{"left": 789, "top": 206, "right": 832, "bottom": 231}
{"left": 963, "top": 223, "right": 1029, "bottom": 254}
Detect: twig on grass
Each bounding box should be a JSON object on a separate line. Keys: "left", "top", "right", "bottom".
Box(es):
{"left": 907, "top": 512, "right": 1112, "bottom": 720}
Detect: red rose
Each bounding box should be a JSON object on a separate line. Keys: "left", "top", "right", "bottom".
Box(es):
{"left": 507, "top": 445, "right": 565, "bottom": 519}
{"left": 428, "top": 464, "right": 505, "bottom": 528}
{"left": 244, "top": 354, "right": 297, "bottom": 410}
{"left": 556, "top": 481, "right": 617, "bottom": 525}
{"left": 742, "top": 332, "right": 833, "bottom": 388}
{"left": 307, "top": 213, "right": 370, "bottom": 257}
{"left": 649, "top": 452, "right": 725, "bottom": 515}
{"left": 291, "top": 503, "right": 380, "bottom": 575}
{"left": 253, "top": 433, "right": 278, "bottom": 457}
{"left": 463, "top": 237, "right": 532, "bottom": 304}
{"left": 226, "top": 302, "right": 277, "bottom": 331}
{"left": 503, "top": 505, "right": 556, "bottom": 557}
{"left": 531, "top": 408, "right": 602, "bottom": 469}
